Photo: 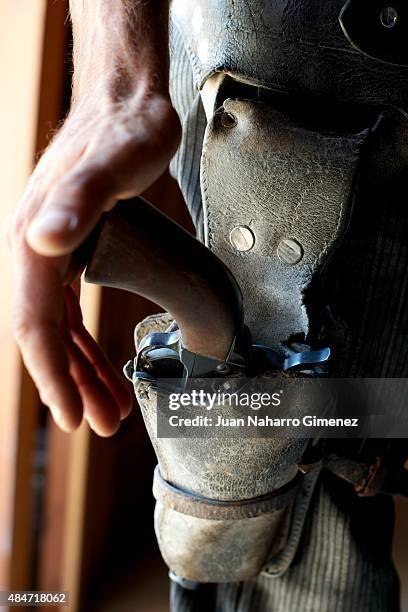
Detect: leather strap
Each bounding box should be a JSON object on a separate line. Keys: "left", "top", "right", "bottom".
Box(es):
{"left": 153, "top": 465, "right": 304, "bottom": 520}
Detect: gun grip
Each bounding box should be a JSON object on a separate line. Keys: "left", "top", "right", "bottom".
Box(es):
{"left": 80, "top": 197, "right": 243, "bottom": 362}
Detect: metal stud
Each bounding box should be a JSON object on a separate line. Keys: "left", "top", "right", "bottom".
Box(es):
{"left": 220, "top": 112, "right": 237, "bottom": 128}
{"left": 277, "top": 238, "right": 303, "bottom": 265}
{"left": 216, "top": 363, "right": 230, "bottom": 374}
{"left": 229, "top": 226, "right": 255, "bottom": 252}
{"left": 380, "top": 6, "right": 398, "bottom": 29}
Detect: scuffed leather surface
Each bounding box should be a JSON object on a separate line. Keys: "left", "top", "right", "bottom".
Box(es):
{"left": 133, "top": 313, "right": 317, "bottom": 582}
{"left": 154, "top": 504, "right": 288, "bottom": 582}
{"left": 171, "top": 0, "right": 408, "bottom": 109}
{"left": 137, "top": 380, "right": 304, "bottom": 501}
{"left": 201, "top": 99, "right": 369, "bottom": 347}
{"left": 134, "top": 314, "right": 306, "bottom": 499}
{"left": 139, "top": 374, "right": 301, "bottom": 581}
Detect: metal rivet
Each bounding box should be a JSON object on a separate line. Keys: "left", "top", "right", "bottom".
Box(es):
{"left": 380, "top": 6, "right": 398, "bottom": 28}
{"left": 277, "top": 238, "right": 303, "bottom": 265}
{"left": 220, "top": 112, "right": 237, "bottom": 128}
{"left": 229, "top": 226, "right": 255, "bottom": 252}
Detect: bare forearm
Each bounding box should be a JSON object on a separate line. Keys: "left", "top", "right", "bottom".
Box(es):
{"left": 8, "top": 1, "right": 180, "bottom": 437}
{"left": 70, "top": 0, "right": 170, "bottom": 102}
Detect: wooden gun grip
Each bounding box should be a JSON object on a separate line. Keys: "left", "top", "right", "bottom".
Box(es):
{"left": 81, "top": 197, "right": 243, "bottom": 361}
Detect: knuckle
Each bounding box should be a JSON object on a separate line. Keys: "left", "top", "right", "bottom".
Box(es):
{"left": 76, "top": 172, "right": 100, "bottom": 197}
{"left": 9, "top": 212, "right": 26, "bottom": 239}
{"left": 84, "top": 166, "right": 111, "bottom": 190}
{"left": 61, "top": 168, "right": 100, "bottom": 196}
{"left": 71, "top": 168, "right": 113, "bottom": 203}
{"left": 12, "top": 318, "right": 32, "bottom": 344}
{"left": 3, "top": 215, "right": 14, "bottom": 248}
{"left": 6, "top": 213, "right": 27, "bottom": 251}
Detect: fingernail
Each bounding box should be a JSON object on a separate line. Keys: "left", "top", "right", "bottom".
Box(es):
{"left": 50, "top": 405, "right": 73, "bottom": 433}
{"left": 88, "top": 420, "right": 121, "bottom": 438}
{"left": 120, "top": 404, "right": 133, "bottom": 420}
{"left": 27, "top": 211, "right": 78, "bottom": 240}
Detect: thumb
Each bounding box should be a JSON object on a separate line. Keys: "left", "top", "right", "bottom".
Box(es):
{"left": 26, "top": 166, "right": 116, "bottom": 257}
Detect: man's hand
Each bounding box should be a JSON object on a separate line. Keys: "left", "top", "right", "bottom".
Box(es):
{"left": 7, "top": 0, "right": 181, "bottom": 436}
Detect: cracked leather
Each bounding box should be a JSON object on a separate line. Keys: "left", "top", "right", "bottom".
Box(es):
{"left": 133, "top": 314, "right": 315, "bottom": 582}
{"left": 201, "top": 98, "right": 370, "bottom": 348}
{"left": 136, "top": 381, "right": 307, "bottom": 581}
{"left": 171, "top": 0, "right": 408, "bottom": 109}
{"left": 136, "top": 0, "right": 408, "bottom": 586}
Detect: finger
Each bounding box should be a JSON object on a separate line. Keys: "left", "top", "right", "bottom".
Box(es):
{"left": 23, "top": 326, "right": 83, "bottom": 432}
{"left": 64, "top": 287, "right": 132, "bottom": 419}
{"left": 12, "top": 137, "right": 87, "bottom": 236}
{"left": 12, "top": 247, "right": 83, "bottom": 432}
{"left": 25, "top": 162, "right": 116, "bottom": 257}
{"left": 65, "top": 336, "right": 121, "bottom": 437}
{"left": 2, "top": 213, "right": 14, "bottom": 248}
{"left": 72, "top": 327, "right": 133, "bottom": 420}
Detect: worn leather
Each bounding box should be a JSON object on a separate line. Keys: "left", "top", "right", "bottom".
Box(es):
{"left": 340, "top": 0, "right": 408, "bottom": 67}
{"left": 133, "top": 313, "right": 319, "bottom": 582}
{"left": 138, "top": 0, "right": 408, "bottom": 587}
{"left": 201, "top": 98, "right": 371, "bottom": 348}
{"left": 156, "top": 0, "right": 408, "bottom": 594}
{"left": 136, "top": 383, "right": 306, "bottom": 582}
{"left": 171, "top": 0, "right": 408, "bottom": 109}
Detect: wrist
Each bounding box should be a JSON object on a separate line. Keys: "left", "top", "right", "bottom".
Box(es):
{"left": 70, "top": 1, "right": 170, "bottom": 104}
{"left": 72, "top": 65, "right": 171, "bottom": 113}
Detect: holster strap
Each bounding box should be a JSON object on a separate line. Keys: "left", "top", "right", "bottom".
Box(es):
{"left": 152, "top": 465, "right": 303, "bottom": 520}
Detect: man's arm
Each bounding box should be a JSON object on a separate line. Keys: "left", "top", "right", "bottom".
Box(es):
{"left": 7, "top": 0, "right": 181, "bottom": 436}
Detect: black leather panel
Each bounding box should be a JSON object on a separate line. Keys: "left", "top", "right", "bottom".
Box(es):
{"left": 171, "top": 0, "right": 408, "bottom": 110}
{"left": 340, "top": 0, "right": 408, "bottom": 67}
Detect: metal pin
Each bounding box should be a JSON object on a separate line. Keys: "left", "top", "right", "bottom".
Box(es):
{"left": 380, "top": 6, "right": 398, "bottom": 28}
{"left": 229, "top": 226, "right": 255, "bottom": 252}
{"left": 277, "top": 238, "right": 304, "bottom": 265}
{"left": 221, "top": 112, "right": 237, "bottom": 128}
